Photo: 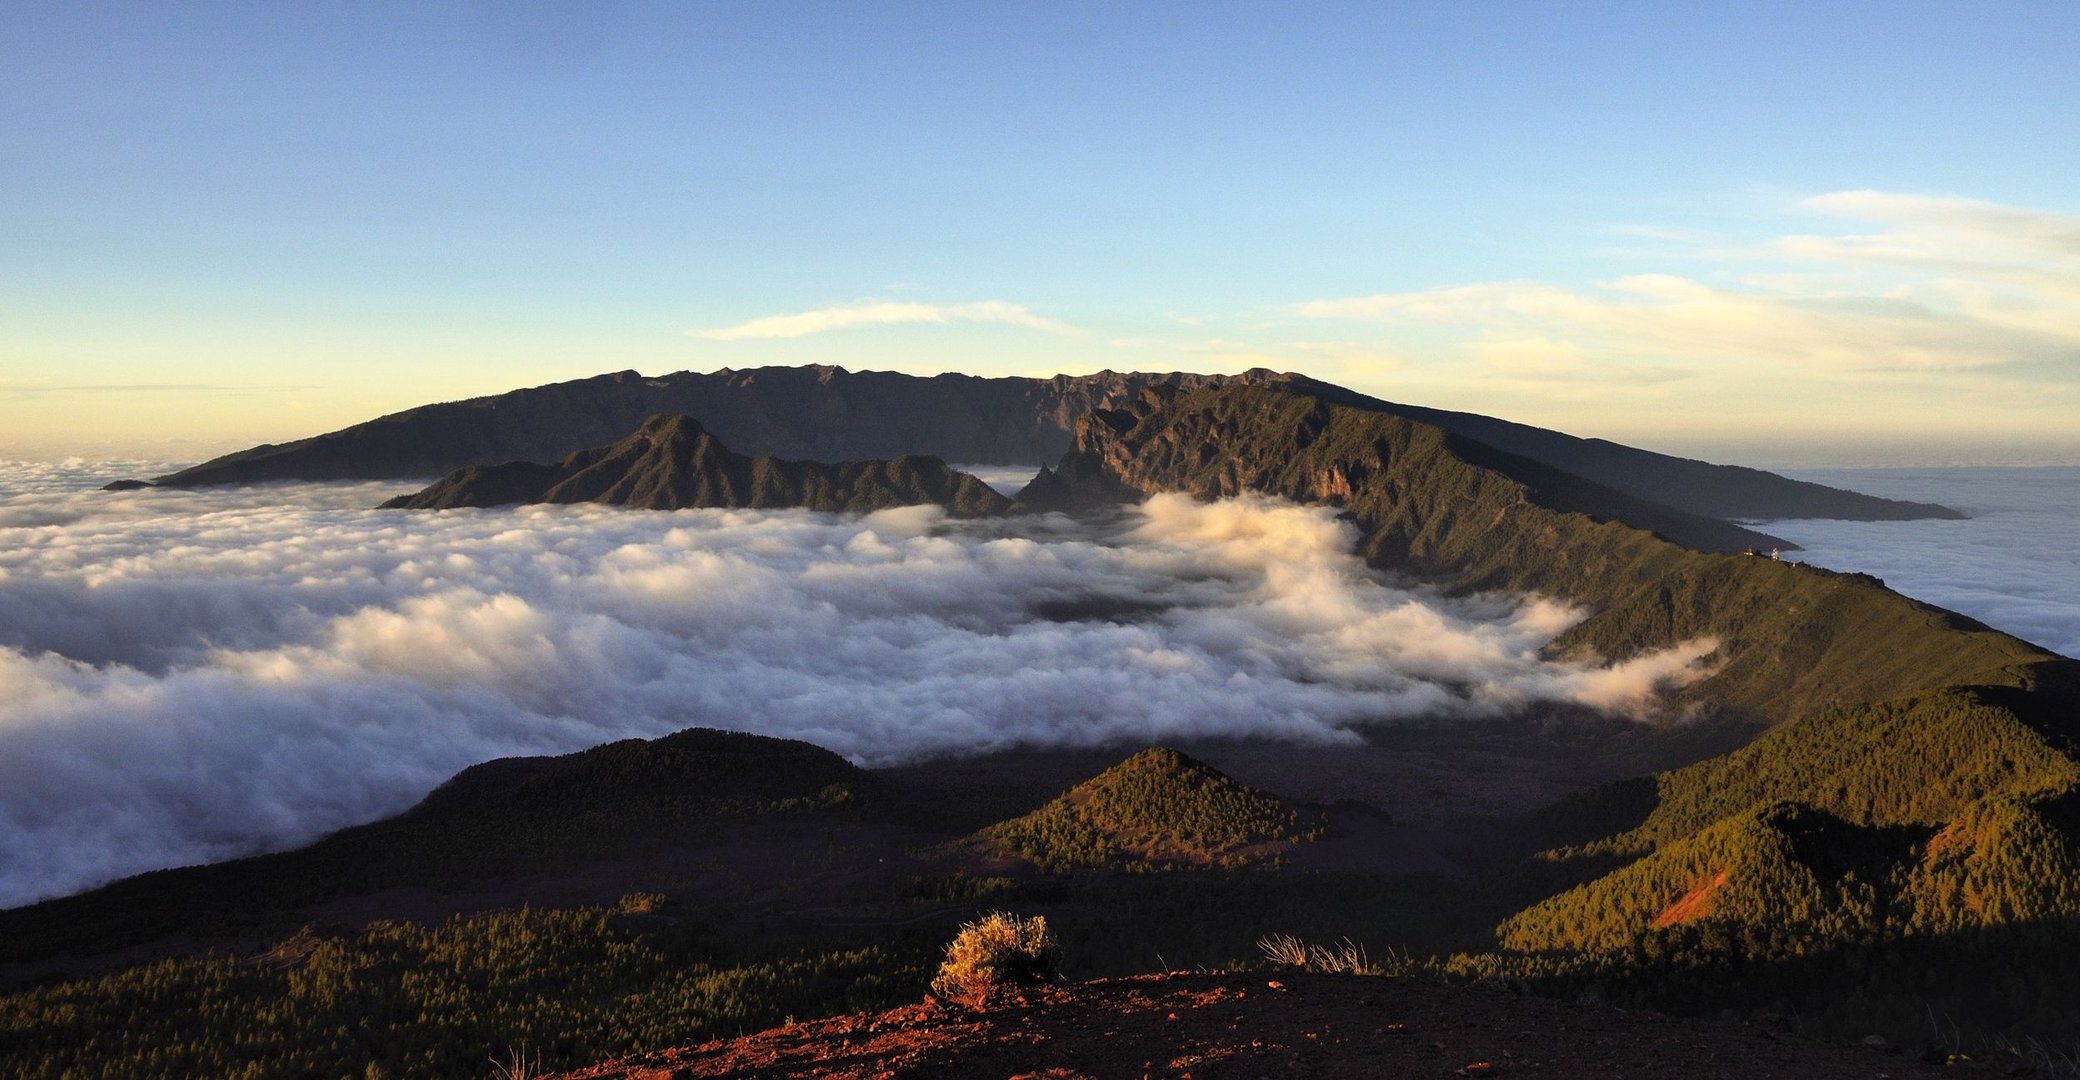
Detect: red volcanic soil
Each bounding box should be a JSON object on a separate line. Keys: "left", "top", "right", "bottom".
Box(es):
{"left": 551, "top": 972, "right": 1957, "bottom": 1079}
{"left": 1650, "top": 869, "right": 1732, "bottom": 929}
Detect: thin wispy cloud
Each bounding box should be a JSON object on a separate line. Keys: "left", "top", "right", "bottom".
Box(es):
{"left": 1792, "top": 190, "right": 2080, "bottom": 266}
{"left": 0, "top": 383, "right": 323, "bottom": 396}
{"left": 1293, "top": 191, "right": 2080, "bottom": 383}
{"left": 694, "top": 300, "right": 1080, "bottom": 340}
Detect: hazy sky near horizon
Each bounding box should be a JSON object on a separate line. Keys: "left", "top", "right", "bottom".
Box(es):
{"left": 4, "top": 3, "right": 2077, "bottom": 465}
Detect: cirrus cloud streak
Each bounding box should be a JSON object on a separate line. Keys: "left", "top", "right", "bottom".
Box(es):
{"left": 694, "top": 300, "right": 1080, "bottom": 340}
{"left": 1294, "top": 190, "right": 2080, "bottom": 383}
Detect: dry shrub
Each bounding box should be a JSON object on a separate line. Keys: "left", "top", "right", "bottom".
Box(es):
{"left": 930, "top": 912, "right": 1061, "bottom": 1007}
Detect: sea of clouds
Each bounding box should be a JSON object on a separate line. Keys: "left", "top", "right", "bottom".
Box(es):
{"left": 0, "top": 465, "right": 1726, "bottom": 907}
{"left": 1765, "top": 466, "right": 2080, "bottom": 660}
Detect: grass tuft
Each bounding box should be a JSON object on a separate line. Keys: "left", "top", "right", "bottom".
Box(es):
{"left": 1257, "top": 933, "right": 1376, "bottom": 975}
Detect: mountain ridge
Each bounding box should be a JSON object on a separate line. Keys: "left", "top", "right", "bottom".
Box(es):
{"left": 157, "top": 367, "right": 1273, "bottom": 487}
{"left": 147, "top": 365, "right": 1957, "bottom": 523}
{"left": 380, "top": 413, "right": 1011, "bottom": 515}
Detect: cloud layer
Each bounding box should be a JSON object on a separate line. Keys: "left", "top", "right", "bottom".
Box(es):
{"left": 0, "top": 475, "right": 1715, "bottom": 907}
{"left": 1764, "top": 466, "right": 2080, "bottom": 661}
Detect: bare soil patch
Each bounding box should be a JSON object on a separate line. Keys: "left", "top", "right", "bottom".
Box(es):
{"left": 552, "top": 971, "right": 1961, "bottom": 1080}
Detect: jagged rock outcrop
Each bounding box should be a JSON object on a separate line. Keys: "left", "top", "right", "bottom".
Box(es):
{"left": 381, "top": 414, "right": 1013, "bottom": 516}
{"left": 149, "top": 365, "right": 1955, "bottom": 523}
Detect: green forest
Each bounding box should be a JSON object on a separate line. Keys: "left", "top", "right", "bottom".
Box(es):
{"left": 0, "top": 898, "right": 930, "bottom": 1080}
{"left": 979, "top": 747, "right": 1322, "bottom": 872}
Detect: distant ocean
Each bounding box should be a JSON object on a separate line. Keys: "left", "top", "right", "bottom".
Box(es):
{"left": 1763, "top": 466, "right": 2080, "bottom": 660}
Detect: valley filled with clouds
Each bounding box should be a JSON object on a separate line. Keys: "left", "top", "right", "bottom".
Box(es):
{"left": 0, "top": 473, "right": 1717, "bottom": 907}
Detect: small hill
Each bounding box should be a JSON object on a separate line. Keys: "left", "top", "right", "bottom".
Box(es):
{"left": 1502, "top": 799, "right": 1912, "bottom": 953}
{"left": 0, "top": 728, "right": 872, "bottom": 966}
{"left": 1557, "top": 685, "right": 2080, "bottom": 858}
{"left": 974, "top": 748, "right": 1322, "bottom": 872}
{"left": 380, "top": 413, "right": 1012, "bottom": 516}
{"left": 1498, "top": 682, "right": 2080, "bottom": 954}
{"left": 549, "top": 970, "right": 1952, "bottom": 1079}
{"left": 391, "top": 725, "right": 871, "bottom": 848}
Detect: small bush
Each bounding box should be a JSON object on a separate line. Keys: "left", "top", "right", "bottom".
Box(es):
{"left": 930, "top": 912, "right": 1061, "bottom": 1007}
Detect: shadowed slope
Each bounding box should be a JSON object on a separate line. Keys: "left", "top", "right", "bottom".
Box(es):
{"left": 0, "top": 729, "right": 872, "bottom": 964}
{"left": 157, "top": 367, "right": 1274, "bottom": 486}
{"left": 381, "top": 414, "right": 1012, "bottom": 516}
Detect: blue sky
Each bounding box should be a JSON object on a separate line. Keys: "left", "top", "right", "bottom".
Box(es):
{"left": 4, "top": 2, "right": 2077, "bottom": 464}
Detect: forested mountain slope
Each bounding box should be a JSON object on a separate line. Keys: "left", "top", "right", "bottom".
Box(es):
{"left": 1022, "top": 383, "right": 2063, "bottom": 725}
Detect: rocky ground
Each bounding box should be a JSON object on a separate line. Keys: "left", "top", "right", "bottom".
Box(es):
{"left": 551, "top": 971, "right": 1970, "bottom": 1080}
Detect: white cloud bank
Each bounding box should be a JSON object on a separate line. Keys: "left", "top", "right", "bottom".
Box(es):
{"left": 695, "top": 300, "right": 1079, "bottom": 340}
{"left": 0, "top": 475, "right": 1714, "bottom": 907}
{"left": 1764, "top": 466, "right": 2080, "bottom": 661}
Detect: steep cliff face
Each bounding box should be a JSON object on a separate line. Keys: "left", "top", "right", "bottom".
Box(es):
{"left": 381, "top": 414, "right": 1013, "bottom": 517}
{"left": 1023, "top": 384, "right": 2062, "bottom": 725}
{"left": 150, "top": 365, "right": 1952, "bottom": 523}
